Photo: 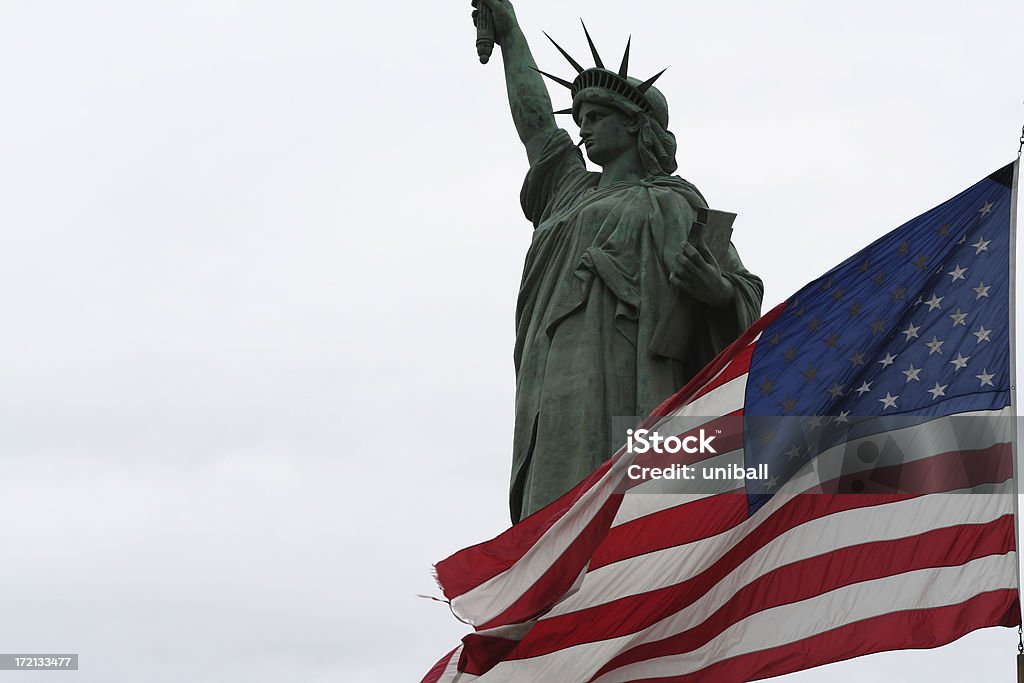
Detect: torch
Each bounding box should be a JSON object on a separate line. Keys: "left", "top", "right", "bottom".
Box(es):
{"left": 476, "top": 2, "right": 495, "bottom": 64}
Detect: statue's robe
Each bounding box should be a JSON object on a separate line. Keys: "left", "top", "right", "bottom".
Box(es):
{"left": 511, "top": 128, "right": 763, "bottom": 522}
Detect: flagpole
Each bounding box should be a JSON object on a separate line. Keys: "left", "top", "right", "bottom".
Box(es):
{"left": 1010, "top": 155, "right": 1023, "bottom": 682}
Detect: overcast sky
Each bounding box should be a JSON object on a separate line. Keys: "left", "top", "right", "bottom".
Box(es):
{"left": 2, "top": 1, "right": 1024, "bottom": 681}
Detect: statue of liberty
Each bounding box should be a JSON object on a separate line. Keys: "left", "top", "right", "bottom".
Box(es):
{"left": 473, "top": 0, "right": 764, "bottom": 522}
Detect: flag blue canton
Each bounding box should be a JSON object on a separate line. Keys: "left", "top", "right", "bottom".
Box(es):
{"left": 742, "top": 163, "right": 1015, "bottom": 509}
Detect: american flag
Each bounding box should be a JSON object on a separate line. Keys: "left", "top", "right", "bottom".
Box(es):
{"left": 422, "top": 162, "right": 1020, "bottom": 683}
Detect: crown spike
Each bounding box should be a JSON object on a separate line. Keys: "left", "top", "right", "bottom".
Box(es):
{"left": 529, "top": 66, "right": 575, "bottom": 90}
{"left": 553, "top": 107, "right": 574, "bottom": 115}
{"left": 618, "top": 36, "right": 631, "bottom": 78}
{"left": 636, "top": 68, "right": 667, "bottom": 93}
{"left": 580, "top": 20, "right": 604, "bottom": 69}
{"left": 543, "top": 31, "right": 585, "bottom": 74}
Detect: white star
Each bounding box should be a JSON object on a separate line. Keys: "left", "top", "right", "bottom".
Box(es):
{"left": 805, "top": 416, "right": 825, "bottom": 428}
{"left": 785, "top": 445, "right": 803, "bottom": 461}
{"left": 975, "top": 369, "right": 995, "bottom": 387}
{"left": 948, "top": 308, "right": 968, "bottom": 327}
{"left": 912, "top": 295, "right": 923, "bottom": 306}
{"left": 879, "top": 392, "right": 899, "bottom": 410}
{"left": 855, "top": 381, "right": 872, "bottom": 395}
{"left": 924, "top": 294, "right": 943, "bottom": 311}
{"left": 925, "top": 336, "right": 945, "bottom": 355}
{"left": 765, "top": 476, "right": 779, "bottom": 490}
{"left": 973, "top": 325, "right": 992, "bottom": 343}
{"left": 834, "top": 410, "right": 850, "bottom": 423}
{"left": 901, "top": 363, "right": 922, "bottom": 382}
{"left": 972, "top": 282, "right": 991, "bottom": 299}
{"left": 927, "top": 382, "right": 948, "bottom": 400}
{"left": 901, "top": 322, "right": 921, "bottom": 341}
{"left": 971, "top": 237, "right": 990, "bottom": 254}
{"left": 879, "top": 353, "right": 897, "bottom": 368}
{"left": 826, "top": 383, "right": 845, "bottom": 398}
{"left": 950, "top": 352, "right": 970, "bottom": 371}
{"left": 947, "top": 265, "right": 968, "bottom": 282}
{"left": 957, "top": 233, "right": 969, "bottom": 245}
{"left": 979, "top": 201, "right": 994, "bottom": 216}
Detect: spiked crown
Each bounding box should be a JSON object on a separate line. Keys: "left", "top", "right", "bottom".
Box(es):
{"left": 535, "top": 21, "right": 669, "bottom": 129}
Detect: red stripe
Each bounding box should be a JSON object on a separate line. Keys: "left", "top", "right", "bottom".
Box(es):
{"left": 592, "top": 493, "right": 748, "bottom": 569}
{"left": 418, "top": 647, "right": 457, "bottom": 683}
{"left": 458, "top": 633, "right": 518, "bottom": 676}
{"left": 819, "top": 441, "right": 1013, "bottom": 494}
{"left": 435, "top": 455, "right": 618, "bottom": 599}
{"left": 589, "top": 515, "right": 1017, "bottom": 678}
{"left": 504, "top": 445, "right": 1011, "bottom": 658}
{"left": 627, "top": 590, "right": 1021, "bottom": 683}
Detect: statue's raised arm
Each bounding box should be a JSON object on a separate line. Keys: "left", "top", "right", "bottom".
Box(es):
{"left": 472, "top": 0, "right": 557, "bottom": 164}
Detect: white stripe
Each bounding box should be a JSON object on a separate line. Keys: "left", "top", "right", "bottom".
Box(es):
{"left": 612, "top": 489, "right": 744, "bottom": 526}
{"left": 596, "top": 552, "right": 1017, "bottom": 682}
{"left": 550, "top": 488, "right": 1013, "bottom": 617}
{"left": 667, "top": 372, "right": 747, "bottom": 418}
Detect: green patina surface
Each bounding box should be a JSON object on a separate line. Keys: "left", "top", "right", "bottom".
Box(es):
{"left": 473, "top": 0, "right": 764, "bottom": 522}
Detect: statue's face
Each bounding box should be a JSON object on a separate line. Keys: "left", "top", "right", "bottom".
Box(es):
{"left": 578, "top": 101, "right": 638, "bottom": 167}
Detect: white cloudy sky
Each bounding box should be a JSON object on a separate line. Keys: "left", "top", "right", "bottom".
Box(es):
{"left": 2, "top": 1, "right": 1024, "bottom": 681}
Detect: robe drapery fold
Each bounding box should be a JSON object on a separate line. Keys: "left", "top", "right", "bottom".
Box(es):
{"left": 510, "top": 128, "right": 763, "bottom": 522}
